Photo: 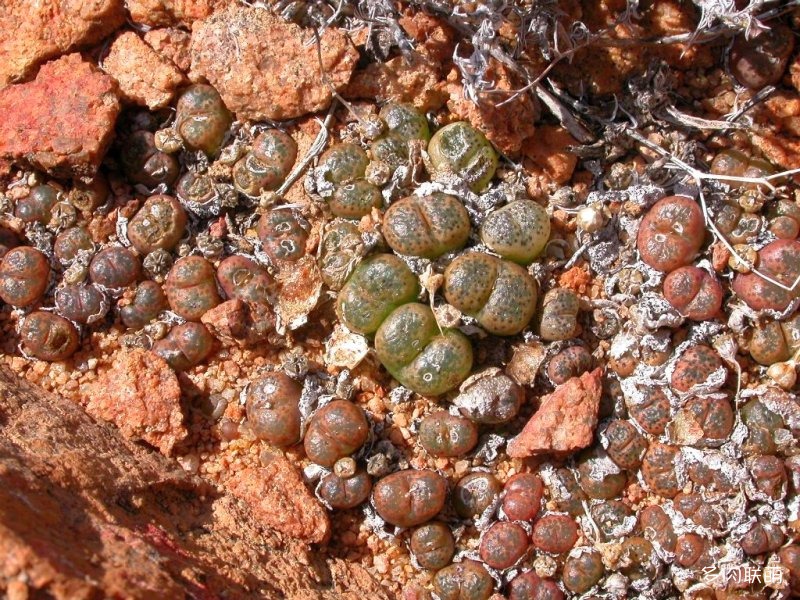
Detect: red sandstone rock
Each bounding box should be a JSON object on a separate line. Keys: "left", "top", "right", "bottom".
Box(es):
{"left": 0, "top": 54, "right": 120, "bottom": 180}
{"left": 103, "top": 32, "right": 186, "bottom": 109}
{"left": 144, "top": 28, "right": 193, "bottom": 73}
{"left": 507, "top": 368, "right": 603, "bottom": 457}
{"left": 0, "top": 0, "right": 125, "bottom": 88}
{"left": 82, "top": 348, "right": 187, "bottom": 455}
{"left": 523, "top": 125, "right": 579, "bottom": 184}
{"left": 345, "top": 52, "right": 449, "bottom": 113}
{"left": 0, "top": 366, "right": 391, "bottom": 599}
{"left": 399, "top": 11, "right": 455, "bottom": 64}
{"left": 190, "top": 5, "right": 358, "bottom": 121}
{"left": 445, "top": 59, "right": 539, "bottom": 156}
{"left": 227, "top": 461, "right": 331, "bottom": 544}
{"left": 127, "top": 0, "right": 223, "bottom": 28}
{"left": 201, "top": 298, "right": 274, "bottom": 347}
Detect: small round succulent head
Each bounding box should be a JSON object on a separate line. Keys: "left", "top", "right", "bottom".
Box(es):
{"left": 627, "top": 387, "right": 671, "bottom": 435}
{"left": 479, "top": 521, "right": 529, "bottom": 570}
{"left": 245, "top": 372, "right": 302, "bottom": 447}
{"left": 638, "top": 505, "right": 676, "bottom": 554}
{"left": 54, "top": 284, "right": 108, "bottom": 325}
{"left": 0, "top": 247, "right": 50, "bottom": 307}
{"left": 749, "top": 455, "right": 787, "bottom": 500}
{"left": 257, "top": 209, "right": 309, "bottom": 263}
{"left": 372, "top": 469, "right": 448, "bottom": 528}
{"left": 453, "top": 374, "right": 524, "bottom": 424}
{"left": 375, "top": 303, "right": 473, "bottom": 396}
{"left": 732, "top": 239, "right": 800, "bottom": 311}
{"left": 120, "top": 281, "right": 168, "bottom": 330}
{"left": 637, "top": 195, "right": 705, "bottom": 272}
{"left": 767, "top": 199, "right": 800, "bottom": 240}
{"left": 54, "top": 227, "right": 93, "bottom": 265}
{"left": 370, "top": 134, "right": 410, "bottom": 169}
{"left": 432, "top": 560, "right": 494, "bottom": 600}
{"left": 329, "top": 180, "right": 382, "bottom": 219}
{"left": 251, "top": 129, "right": 297, "bottom": 170}
{"left": 443, "top": 253, "right": 538, "bottom": 336}
{"left": 546, "top": 345, "right": 593, "bottom": 385}
{"left": 710, "top": 148, "right": 750, "bottom": 178}
{"left": 538, "top": 287, "right": 580, "bottom": 341}
{"left": 507, "top": 572, "right": 564, "bottom": 600}
{"left": 591, "top": 500, "right": 633, "bottom": 538}
{"left": 318, "top": 469, "right": 372, "bottom": 510}
{"left": 619, "top": 537, "right": 658, "bottom": 580}
{"left": 175, "top": 84, "right": 232, "bottom": 156}
{"left": 480, "top": 200, "right": 550, "bottom": 264}
{"left": 563, "top": 550, "right": 604, "bottom": 594}
{"left": 674, "top": 533, "right": 708, "bottom": 568}
{"left": 164, "top": 256, "right": 221, "bottom": 321}
{"left": 379, "top": 103, "right": 430, "bottom": 142}
{"left": 730, "top": 23, "right": 795, "bottom": 89}
{"left": 20, "top": 311, "right": 80, "bottom": 361}
{"left": 641, "top": 442, "right": 681, "bottom": 497}
{"left": 740, "top": 520, "right": 785, "bottom": 556}
{"left": 383, "top": 193, "right": 470, "bottom": 259}
{"left": 336, "top": 254, "right": 419, "bottom": 336}
{"left": 152, "top": 322, "right": 215, "bottom": 370}
{"left": 89, "top": 246, "right": 141, "bottom": 290}
{"left": 15, "top": 184, "right": 59, "bottom": 224}
{"left": 684, "top": 396, "right": 734, "bottom": 443}
{"left": 216, "top": 255, "right": 275, "bottom": 307}
{"left": 418, "top": 412, "right": 478, "bottom": 458}
{"left": 428, "top": 122, "right": 498, "bottom": 192}
{"left": 602, "top": 419, "right": 647, "bottom": 470}
{"left": 670, "top": 344, "right": 724, "bottom": 393}
{"left": 410, "top": 521, "right": 455, "bottom": 570}
{"left": 741, "top": 398, "right": 784, "bottom": 455}
{"left": 233, "top": 129, "right": 298, "bottom": 196}
{"left": 576, "top": 449, "right": 627, "bottom": 499}
{"left": 120, "top": 130, "right": 179, "bottom": 188}
{"left": 127, "top": 195, "right": 187, "bottom": 255}
{"left": 303, "top": 400, "right": 369, "bottom": 468}
{"left": 531, "top": 514, "right": 578, "bottom": 554}
{"left": 319, "top": 143, "right": 370, "bottom": 185}
{"left": 502, "top": 473, "right": 543, "bottom": 522}
{"left": 662, "top": 266, "right": 723, "bottom": 321}
{"left": 452, "top": 472, "right": 502, "bottom": 519}
{"left": 176, "top": 172, "right": 220, "bottom": 215}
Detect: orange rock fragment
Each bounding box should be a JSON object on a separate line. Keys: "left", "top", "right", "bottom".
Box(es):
{"left": 82, "top": 348, "right": 186, "bottom": 455}
{"left": 104, "top": 32, "right": 186, "bottom": 110}
{"left": 507, "top": 369, "right": 602, "bottom": 457}
{"left": 227, "top": 460, "right": 331, "bottom": 544}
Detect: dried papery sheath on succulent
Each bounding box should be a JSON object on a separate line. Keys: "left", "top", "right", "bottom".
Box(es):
{"left": 428, "top": 122, "right": 498, "bottom": 192}
{"left": 233, "top": 129, "right": 297, "bottom": 196}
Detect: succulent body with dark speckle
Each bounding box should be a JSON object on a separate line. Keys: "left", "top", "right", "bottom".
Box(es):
{"left": 480, "top": 200, "right": 550, "bottom": 264}
{"left": 383, "top": 193, "right": 470, "bottom": 259}
{"left": 375, "top": 303, "right": 473, "bottom": 396}
{"left": 444, "top": 253, "right": 538, "bottom": 336}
